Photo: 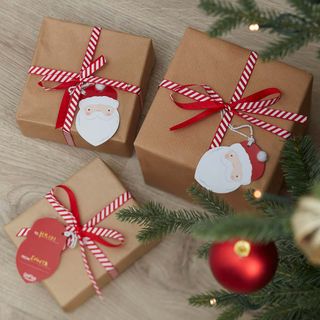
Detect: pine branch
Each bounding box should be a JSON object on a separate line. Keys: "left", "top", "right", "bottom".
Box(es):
{"left": 198, "top": 0, "right": 239, "bottom": 17}
{"left": 189, "top": 289, "right": 260, "bottom": 320}
{"left": 245, "top": 189, "right": 293, "bottom": 216}
{"left": 276, "top": 238, "right": 306, "bottom": 265}
{"left": 260, "top": 32, "right": 315, "bottom": 60}
{"left": 199, "top": 0, "right": 278, "bottom": 37}
{"left": 276, "top": 238, "right": 306, "bottom": 266}
{"left": 239, "top": 0, "right": 257, "bottom": 12}
{"left": 255, "top": 303, "right": 311, "bottom": 320}
{"left": 207, "top": 15, "right": 243, "bottom": 37}
{"left": 192, "top": 214, "right": 291, "bottom": 242}
{"left": 288, "top": 0, "right": 320, "bottom": 18}
{"left": 278, "top": 259, "right": 320, "bottom": 287}
{"left": 189, "top": 291, "right": 217, "bottom": 307}
{"left": 117, "top": 202, "right": 214, "bottom": 242}
{"left": 196, "top": 241, "right": 212, "bottom": 258}
{"left": 199, "top": 0, "right": 320, "bottom": 60}
{"left": 281, "top": 136, "right": 320, "bottom": 199}
{"left": 216, "top": 305, "right": 245, "bottom": 320}
{"left": 189, "top": 290, "right": 247, "bottom": 308}
{"left": 119, "top": 125, "right": 320, "bottom": 317}
{"left": 188, "top": 184, "right": 234, "bottom": 216}
{"left": 247, "top": 264, "right": 320, "bottom": 308}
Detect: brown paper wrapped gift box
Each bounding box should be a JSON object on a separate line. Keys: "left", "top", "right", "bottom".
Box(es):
{"left": 135, "top": 28, "right": 313, "bottom": 208}
{"left": 5, "top": 158, "right": 157, "bottom": 311}
{"left": 16, "top": 17, "right": 155, "bottom": 156}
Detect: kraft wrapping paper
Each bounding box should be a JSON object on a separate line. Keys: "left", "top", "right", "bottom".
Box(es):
{"left": 135, "top": 28, "right": 313, "bottom": 207}
{"left": 17, "top": 17, "right": 155, "bottom": 156}
{"left": 5, "top": 158, "right": 157, "bottom": 311}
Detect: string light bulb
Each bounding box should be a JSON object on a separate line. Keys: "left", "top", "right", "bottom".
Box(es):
{"left": 253, "top": 189, "right": 262, "bottom": 199}
{"left": 210, "top": 298, "right": 217, "bottom": 306}
{"left": 249, "top": 24, "right": 260, "bottom": 32}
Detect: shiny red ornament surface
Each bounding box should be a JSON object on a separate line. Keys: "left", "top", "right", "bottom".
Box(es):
{"left": 209, "top": 239, "right": 278, "bottom": 293}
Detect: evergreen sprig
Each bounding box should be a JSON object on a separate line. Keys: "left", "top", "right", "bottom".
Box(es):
{"left": 192, "top": 214, "right": 292, "bottom": 243}
{"left": 188, "top": 184, "right": 234, "bottom": 216}
{"left": 117, "top": 186, "right": 233, "bottom": 242}
{"left": 245, "top": 189, "right": 293, "bottom": 216}
{"left": 117, "top": 202, "right": 214, "bottom": 241}
{"left": 215, "top": 305, "right": 246, "bottom": 320}
{"left": 281, "top": 136, "right": 320, "bottom": 199}
{"left": 199, "top": 0, "right": 320, "bottom": 60}
{"left": 260, "top": 31, "right": 316, "bottom": 60}
{"left": 196, "top": 241, "right": 212, "bottom": 258}
{"left": 116, "top": 135, "right": 320, "bottom": 320}
{"left": 189, "top": 289, "right": 250, "bottom": 308}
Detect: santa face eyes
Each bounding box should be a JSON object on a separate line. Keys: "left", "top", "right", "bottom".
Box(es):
{"left": 84, "top": 105, "right": 115, "bottom": 116}
{"left": 105, "top": 107, "right": 114, "bottom": 116}
{"left": 85, "top": 107, "right": 93, "bottom": 115}
{"left": 231, "top": 173, "right": 241, "bottom": 181}
{"left": 225, "top": 151, "right": 242, "bottom": 182}
{"left": 225, "top": 151, "right": 235, "bottom": 159}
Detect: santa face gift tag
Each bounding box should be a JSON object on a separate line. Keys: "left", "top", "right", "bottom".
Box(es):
{"left": 195, "top": 141, "right": 267, "bottom": 194}
{"left": 76, "top": 84, "right": 120, "bottom": 146}
{"left": 16, "top": 218, "right": 66, "bottom": 283}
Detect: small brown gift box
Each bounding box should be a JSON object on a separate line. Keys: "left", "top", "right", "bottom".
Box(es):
{"left": 5, "top": 158, "right": 156, "bottom": 311}
{"left": 135, "top": 28, "right": 313, "bottom": 208}
{"left": 16, "top": 17, "right": 155, "bottom": 156}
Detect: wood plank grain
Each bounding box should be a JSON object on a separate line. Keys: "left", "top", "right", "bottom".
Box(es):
{"left": 0, "top": 0, "right": 319, "bottom": 319}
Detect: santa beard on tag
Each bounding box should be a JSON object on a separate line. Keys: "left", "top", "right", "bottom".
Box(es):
{"left": 76, "top": 103, "right": 120, "bottom": 146}
{"left": 75, "top": 84, "right": 120, "bottom": 146}
{"left": 195, "top": 142, "right": 267, "bottom": 194}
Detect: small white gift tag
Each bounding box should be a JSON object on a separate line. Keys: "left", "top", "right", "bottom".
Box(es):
{"left": 195, "top": 141, "right": 267, "bottom": 194}
{"left": 76, "top": 84, "right": 120, "bottom": 146}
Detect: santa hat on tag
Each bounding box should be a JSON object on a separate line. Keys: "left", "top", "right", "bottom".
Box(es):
{"left": 79, "top": 84, "right": 119, "bottom": 109}
{"left": 230, "top": 142, "right": 268, "bottom": 185}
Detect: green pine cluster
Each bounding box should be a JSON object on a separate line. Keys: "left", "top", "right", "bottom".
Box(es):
{"left": 198, "top": 0, "right": 320, "bottom": 60}
{"left": 117, "top": 136, "right": 320, "bottom": 320}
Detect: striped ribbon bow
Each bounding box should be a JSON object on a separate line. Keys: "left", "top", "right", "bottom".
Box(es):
{"left": 17, "top": 185, "right": 132, "bottom": 297}
{"left": 160, "top": 51, "right": 307, "bottom": 149}
{"left": 28, "top": 27, "right": 141, "bottom": 146}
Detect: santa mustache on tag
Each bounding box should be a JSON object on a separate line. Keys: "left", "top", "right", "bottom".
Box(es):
{"left": 76, "top": 84, "right": 120, "bottom": 146}
{"left": 195, "top": 141, "right": 268, "bottom": 194}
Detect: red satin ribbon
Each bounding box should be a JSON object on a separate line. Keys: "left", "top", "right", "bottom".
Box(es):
{"left": 55, "top": 185, "right": 122, "bottom": 248}
{"left": 49, "top": 81, "right": 79, "bottom": 129}
{"left": 170, "top": 87, "right": 281, "bottom": 130}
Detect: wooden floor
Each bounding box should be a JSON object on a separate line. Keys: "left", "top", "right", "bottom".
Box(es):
{"left": 0, "top": 0, "right": 319, "bottom": 319}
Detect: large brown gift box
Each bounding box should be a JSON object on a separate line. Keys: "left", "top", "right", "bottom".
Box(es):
{"left": 5, "top": 158, "right": 157, "bottom": 311}
{"left": 135, "top": 28, "right": 313, "bottom": 208}
{"left": 16, "top": 17, "right": 155, "bottom": 156}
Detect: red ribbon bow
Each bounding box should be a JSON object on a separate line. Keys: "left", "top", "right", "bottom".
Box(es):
{"left": 160, "top": 51, "right": 307, "bottom": 150}
{"left": 17, "top": 185, "right": 132, "bottom": 296}
{"left": 28, "top": 27, "right": 141, "bottom": 146}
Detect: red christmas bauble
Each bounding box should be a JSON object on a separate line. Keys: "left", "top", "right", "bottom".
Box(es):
{"left": 208, "top": 239, "right": 278, "bottom": 293}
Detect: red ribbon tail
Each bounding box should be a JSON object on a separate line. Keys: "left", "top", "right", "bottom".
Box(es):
{"left": 170, "top": 109, "right": 216, "bottom": 130}
{"left": 38, "top": 80, "right": 79, "bottom": 129}
{"left": 55, "top": 90, "right": 72, "bottom": 129}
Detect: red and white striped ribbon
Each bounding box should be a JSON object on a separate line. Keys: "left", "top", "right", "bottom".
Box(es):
{"left": 17, "top": 187, "right": 132, "bottom": 297}
{"left": 84, "top": 191, "right": 132, "bottom": 228}
{"left": 159, "top": 51, "right": 307, "bottom": 149}
{"left": 28, "top": 26, "right": 141, "bottom": 146}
